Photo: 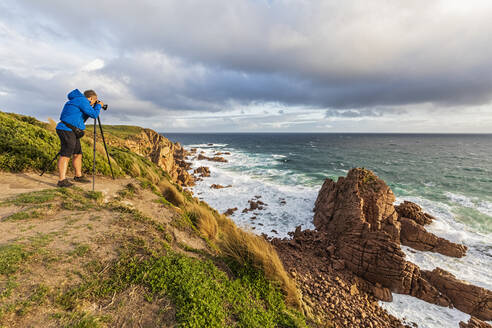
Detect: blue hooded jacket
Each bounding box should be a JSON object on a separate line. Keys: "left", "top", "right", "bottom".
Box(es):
{"left": 56, "top": 89, "right": 101, "bottom": 131}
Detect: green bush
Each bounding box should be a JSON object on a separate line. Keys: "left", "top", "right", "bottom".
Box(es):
{"left": 0, "top": 111, "right": 166, "bottom": 179}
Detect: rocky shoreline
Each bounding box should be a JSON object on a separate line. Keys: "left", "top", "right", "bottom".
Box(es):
{"left": 114, "top": 133, "right": 491, "bottom": 328}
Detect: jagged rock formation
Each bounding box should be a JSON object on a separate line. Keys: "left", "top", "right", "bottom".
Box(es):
{"left": 275, "top": 168, "right": 491, "bottom": 326}
{"left": 108, "top": 129, "right": 194, "bottom": 186}
{"left": 193, "top": 166, "right": 211, "bottom": 178}
{"left": 313, "top": 168, "right": 490, "bottom": 321}
{"left": 197, "top": 154, "right": 228, "bottom": 163}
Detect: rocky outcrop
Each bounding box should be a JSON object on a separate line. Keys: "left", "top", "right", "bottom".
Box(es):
{"left": 459, "top": 317, "right": 492, "bottom": 328}
{"left": 270, "top": 227, "right": 410, "bottom": 328}
{"left": 193, "top": 166, "right": 211, "bottom": 178}
{"left": 423, "top": 268, "right": 492, "bottom": 321}
{"left": 289, "top": 168, "right": 489, "bottom": 323}
{"left": 223, "top": 207, "right": 238, "bottom": 216}
{"left": 395, "top": 201, "right": 434, "bottom": 225}
{"left": 242, "top": 198, "right": 267, "bottom": 213}
{"left": 197, "top": 154, "right": 228, "bottom": 163}
{"left": 210, "top": 184, "right": 232, "bottom": 189}
{"left": 400, "top": 217, "right": 467, "bottom": 257}
{"left": 109, "top": 129, "right": 194, "bottom": 186}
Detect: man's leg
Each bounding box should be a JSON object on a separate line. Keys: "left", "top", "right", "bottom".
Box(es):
{"left": 73, "top": 153, "right": 82, "bottom": 177}
{"left": 58, "top": 156, "right": 70, "bottom": 181}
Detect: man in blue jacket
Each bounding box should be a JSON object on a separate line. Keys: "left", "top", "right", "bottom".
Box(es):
{"left": 56, "top": 89, "right": 103, "bottom": 187}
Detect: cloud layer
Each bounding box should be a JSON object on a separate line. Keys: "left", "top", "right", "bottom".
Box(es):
{"left": 1, "top": 0, "right": 492, "bottom": 132}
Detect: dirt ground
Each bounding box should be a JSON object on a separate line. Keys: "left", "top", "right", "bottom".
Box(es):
{"left": 0, "top": 171, "right": 209, "bottom": 327}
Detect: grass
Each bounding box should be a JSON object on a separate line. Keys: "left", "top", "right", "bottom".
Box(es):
{"left": 86, "top": 124, "right": 144, "bottom": 140}
{"left": 57, "top": 250, "right": 306, "bottom": 328}
{"left": 158, "top": 178, "right": 186, "bottom": 207}
{"left": 0, "top": 244, "right": 27, "bottom": 275}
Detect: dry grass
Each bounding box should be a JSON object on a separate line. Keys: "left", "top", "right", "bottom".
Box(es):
{"left": 157, "top": 176, "right": 301, "bottom": 308}
{"left": 215, "top": 214, "right": 300, "bottom": 307}
{"left": 47, "top": 118, "right": 57, "bottom": 132}
{"left": 158, "top": 179, "right": 185, "bottom": 207}
{"left": 184, "top": 202, "right": 218, "bottom": 240}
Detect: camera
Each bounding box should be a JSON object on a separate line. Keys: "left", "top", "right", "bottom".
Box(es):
{"left": 95, "top": 100, "right": 108, "bottom": 110}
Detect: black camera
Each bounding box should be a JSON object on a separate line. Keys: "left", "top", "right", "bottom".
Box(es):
{"left": 95, "top": 100, "right": 108, "bottom": 110}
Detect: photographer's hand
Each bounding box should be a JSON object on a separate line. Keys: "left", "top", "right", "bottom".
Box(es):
{"left": 97, "top": 101, "right": 104, "bottom": 108}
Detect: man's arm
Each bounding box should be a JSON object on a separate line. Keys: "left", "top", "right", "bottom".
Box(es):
{"left": 79, "top": 99, "right": 101, "bottom": 119}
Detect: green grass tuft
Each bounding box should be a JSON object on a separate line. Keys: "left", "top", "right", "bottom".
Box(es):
{"left": 0, "top": 244, "right": 27, "bottom": 275}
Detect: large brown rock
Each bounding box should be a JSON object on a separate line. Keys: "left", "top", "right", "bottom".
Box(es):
{"left": 423, "top": 268, "right": 492, "bottom": 321}
{"left": 400, "top": 217, "right": 467, "bottom": 257}
{"left": 395, "top": 201, "right": 434, "bottom": 225}
{"left": 312, "top": 168, "right": 490, "bottom": 319}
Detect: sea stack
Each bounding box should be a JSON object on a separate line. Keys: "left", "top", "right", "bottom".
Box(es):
{"left": 282, "top": 168, "right": 491, "bottom": 322}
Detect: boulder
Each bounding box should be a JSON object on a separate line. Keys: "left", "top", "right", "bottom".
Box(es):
{"left": 223, "top": 207, "right": 238, "bottom": 216}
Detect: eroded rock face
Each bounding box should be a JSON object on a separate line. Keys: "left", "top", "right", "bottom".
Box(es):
{"left": 109, "top": 129, "right": 195, "bottom": 186}
{"left": 310, "top": 168, "right": 490, "bottom": 320}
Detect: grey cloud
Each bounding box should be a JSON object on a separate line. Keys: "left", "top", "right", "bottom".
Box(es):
{"left": 2, "top": 0, "right": 492, "bottom": 122}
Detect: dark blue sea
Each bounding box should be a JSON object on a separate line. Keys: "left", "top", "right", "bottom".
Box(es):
{"left": 163, "top": 133, "right": 492, "bottom": 328}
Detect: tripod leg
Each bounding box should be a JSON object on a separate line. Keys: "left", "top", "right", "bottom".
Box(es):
{"left": 93, "top": 118, "right": 96, "bottom": 191}
{"left": 97, "top": 117, "right": 115, "bottom": 180}
{"left": 40, "top": 152, "right": 60, "bottom": 176}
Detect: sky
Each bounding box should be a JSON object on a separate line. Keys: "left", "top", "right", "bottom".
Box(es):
{"left": 1, "top": 0, "right": 492, "bottom": 133}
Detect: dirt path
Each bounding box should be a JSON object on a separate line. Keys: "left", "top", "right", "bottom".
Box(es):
{"left": 0, "top": 171, "right": 133, "bottom": 201}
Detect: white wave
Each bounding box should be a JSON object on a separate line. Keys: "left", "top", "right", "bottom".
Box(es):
{"left": 445, "top": 192, "right": 492, "bottom": 217}
{"left": 188, "top": 153, "right": 317, "bottom": 237}
{"left": 380, "top": 294, "right": 470, "bottom": 328}
{"left": 187, "top": 143, "right": 229, "bottom": 148}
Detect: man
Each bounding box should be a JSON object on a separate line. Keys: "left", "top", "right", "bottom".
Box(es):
{"left": 55, "top": 89, "right": 104, "bottom": 187}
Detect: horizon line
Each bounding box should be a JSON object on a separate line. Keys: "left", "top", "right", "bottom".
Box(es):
{"left": 159, "top": 131, "right": 492, "bottom": 135}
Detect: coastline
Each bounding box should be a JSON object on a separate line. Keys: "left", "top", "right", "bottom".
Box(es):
{"left": 179, "top": 140, "right": 492, "bottom": 328}
{"left": 0, "top": 111, "right": 490, "bottom": 328}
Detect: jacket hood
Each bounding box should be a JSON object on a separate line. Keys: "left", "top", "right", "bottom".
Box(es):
{"left": 67, "top": 89, "right": 84, "bottom": 100}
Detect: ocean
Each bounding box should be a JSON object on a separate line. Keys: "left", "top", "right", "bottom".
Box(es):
{"left": 164, "top": 133, "right": 492, "bottom": 328}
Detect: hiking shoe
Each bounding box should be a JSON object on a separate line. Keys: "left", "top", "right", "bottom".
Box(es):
{"left": 73, "top": 175, "right": 91, "bottom": 183}
{"left": 57, "top": 179, "right": 73, "bottom": 188}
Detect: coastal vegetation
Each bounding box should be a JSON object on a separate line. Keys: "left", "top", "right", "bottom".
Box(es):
{"left": 0, "top": 111, "right": 306, "bottom": 327}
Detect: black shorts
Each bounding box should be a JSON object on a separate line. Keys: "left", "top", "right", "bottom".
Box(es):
{"left": 56, "top": 129, "right": 82, "bottom": 157}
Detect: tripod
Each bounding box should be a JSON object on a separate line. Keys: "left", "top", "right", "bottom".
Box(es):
{"left": 40, "top": 117, "right": 115, "bottom": 191}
